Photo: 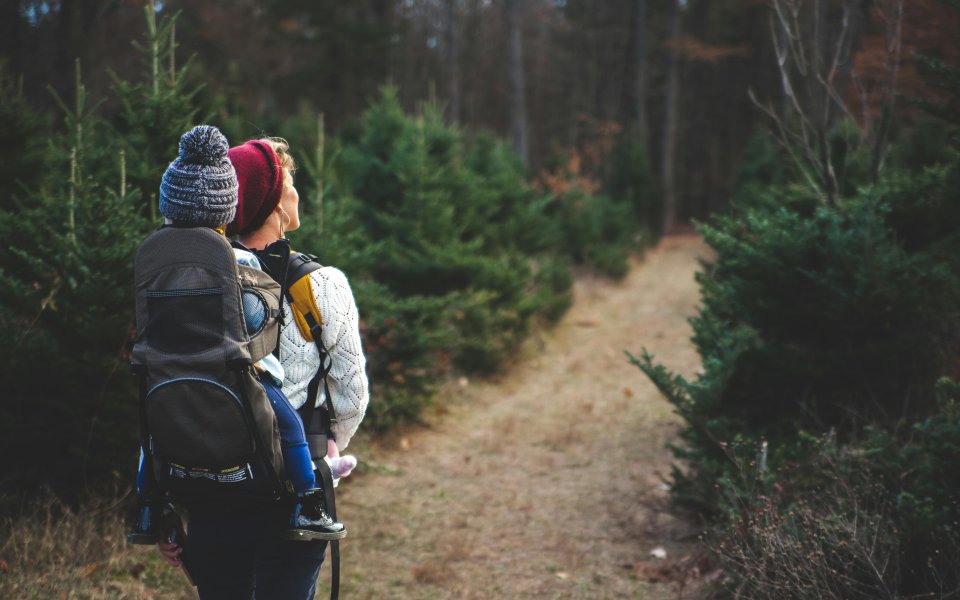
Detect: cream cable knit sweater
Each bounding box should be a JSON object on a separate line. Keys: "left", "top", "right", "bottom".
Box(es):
{"left": 277, "top": 266, "right": 369, "bottom": 451}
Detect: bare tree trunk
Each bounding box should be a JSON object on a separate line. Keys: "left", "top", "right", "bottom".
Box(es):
{"left": 505, "top": 0, "right": 529, "bottom": 165}
{"left": 445, "top": 0, "right": 461, "bottom": 125}
{"left": 812, "top": 0, "right": 837, "bottom": 203}
{"left": 634, "top": 0, "right": 649, "bottom": 148}
{"left": 316, "top": 112, "right": 325, "bottom": 232}
{"left": 661, "top": 0, "right": 683, "bottom": 233}
{"left": 401, "top": 0, "right": 414, "bottom": 107}
{"left": 708, "top": 135, "right": 722, "bottom": 214}
{"left": 754, "top": 0, "right": 886, "bottom": 205}
{"left": 868, "top": 1, "right": 902, "bottom": 182}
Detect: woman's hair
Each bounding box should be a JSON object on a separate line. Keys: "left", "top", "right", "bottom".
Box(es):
{"left": 257, "top": 137, "right": 296, "bottom": 183}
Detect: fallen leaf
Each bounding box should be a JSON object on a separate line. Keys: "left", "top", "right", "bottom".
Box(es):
{"left": 623, "top": 387, "right": 634, "bottom": 398}
{"left": 635, "top": 560, "right": 679, "bottom": 583}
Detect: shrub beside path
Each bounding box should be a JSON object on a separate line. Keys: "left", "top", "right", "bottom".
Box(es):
{"left": 330, "top": 234, "right": 708, "bottom": 599}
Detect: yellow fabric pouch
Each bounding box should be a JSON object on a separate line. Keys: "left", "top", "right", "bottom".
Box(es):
{"left": 287, "top": 273, "right": 323, "bottom": 342}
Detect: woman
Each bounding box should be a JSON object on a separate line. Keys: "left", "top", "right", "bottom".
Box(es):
{"left": 159, "top": 136, "right": 369, "bottom": 600}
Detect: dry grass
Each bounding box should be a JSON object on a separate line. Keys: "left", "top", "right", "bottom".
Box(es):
{"left": 411, "top": 560, "right": 459, "bottom": 586}
{"left": 713, "top": 495, "right": 902, "bottom": 600}
{"left": 0, "top": 492, "right": 195, "bottom": 600}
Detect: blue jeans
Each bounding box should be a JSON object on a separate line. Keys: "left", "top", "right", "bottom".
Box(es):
{"left": 185, "top": 500, "right": 327, "bottom": 600}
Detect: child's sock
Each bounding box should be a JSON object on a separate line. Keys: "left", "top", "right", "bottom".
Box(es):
{"left": 329, "top": 455, "right": 357, "bottom": 478}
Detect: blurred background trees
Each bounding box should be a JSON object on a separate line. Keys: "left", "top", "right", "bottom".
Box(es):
{"left": 3, "top": 0, "right": 797, "bottom": 225}
{"left": 5, "top": 0, "right": 957, "bottom": 222}
{"left": 2, "top": 9, "right": 960, "bottom": 596}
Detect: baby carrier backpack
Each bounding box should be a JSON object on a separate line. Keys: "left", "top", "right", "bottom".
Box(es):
{"left": 131, "top": 225, "right": 286, "bottom": 502}
{"left": 132, "top": 228, "right": 345, "bottom": 599}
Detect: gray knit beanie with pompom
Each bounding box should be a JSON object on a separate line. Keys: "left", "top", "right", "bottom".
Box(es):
{"left": 159, "top": 125, "right": 238, "bottom": 227}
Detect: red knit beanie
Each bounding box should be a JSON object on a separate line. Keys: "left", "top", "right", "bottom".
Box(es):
{"left": 226, "top": 140, "right": 284, "bottom": 236}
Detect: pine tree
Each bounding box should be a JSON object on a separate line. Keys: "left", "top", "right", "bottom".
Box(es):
{"left": 111, "top": 2, "right": 204, "bottom": 224}
{"left": 298, "top": 88, "right": 574, "bottom": 430}
{"left": 0, "top": 61, "right": 48, "bottom": 212}
{"left": 0, "top": 61, "right": 147, "bottom": 494}
{"left": 0, "top": 4, "right": 207, "bottom": 493}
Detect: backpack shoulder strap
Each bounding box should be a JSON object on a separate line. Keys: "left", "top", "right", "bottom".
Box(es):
{"left": 252, "top": 241, "right": 339, "bottom": 440}
{"left": 284, "top": 252, "right": 339, "bottom": 435}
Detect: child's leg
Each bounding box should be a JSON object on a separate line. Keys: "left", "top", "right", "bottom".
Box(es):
{"left": 259, "top": 377, "right": 317, "bottom": 492}
{"left": 260, "top": 378, "right": 346, "bottom": 542}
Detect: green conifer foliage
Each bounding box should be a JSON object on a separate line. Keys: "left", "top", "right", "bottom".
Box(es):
{"left": 110, "top": 4, "right": 204, "bottom": 223}
{"left": 632, "top": 154, "right": 960, "bottom": 517}
{"left": 0, "top": 62, "right": 48, "bottom": 212}
{"left": 0, "top": 64, "right": 148, "bottom": 495}
{"left": 0, "top": 7, "right": 209, "bottom": 493}
{"left": 604, "top": 133, "right": 657, "bottom": 235}
{"left": 299, "top": 88, "right": 575, "bottom": 430}
{"left": 554, "top": 188, "right": 639, "bottom": 279}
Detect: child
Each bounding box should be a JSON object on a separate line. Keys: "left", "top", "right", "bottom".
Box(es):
{"left": 128, "top": 125, "right": 353, "bottom": 545}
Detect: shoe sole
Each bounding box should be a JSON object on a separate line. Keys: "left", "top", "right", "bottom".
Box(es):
{"left": 284, "top": 528, "right": 348, "bottom": 542}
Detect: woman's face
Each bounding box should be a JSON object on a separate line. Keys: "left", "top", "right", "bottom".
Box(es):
{"left": 278, "top": 170, "right": 300, "bottom": 233}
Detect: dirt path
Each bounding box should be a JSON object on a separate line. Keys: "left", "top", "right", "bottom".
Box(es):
{"left": 327, "top": 235, "right": 708, "bottom": 599}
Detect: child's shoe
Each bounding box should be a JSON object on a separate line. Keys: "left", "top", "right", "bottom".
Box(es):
{"left": 285, "top": 489, "right": 347, "bottom": 541}
{"left": 126, "top": 504, "right": 158, "bottom": 545}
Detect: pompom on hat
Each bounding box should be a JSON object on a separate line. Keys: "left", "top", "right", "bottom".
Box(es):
{"left": 225, "top": 140, "right": 285, "bottom": 237}
{"left": 158, "top": 125, "right": 238, "bottom": 227}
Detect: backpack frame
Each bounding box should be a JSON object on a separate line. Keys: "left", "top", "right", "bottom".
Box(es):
{"left": 132, "top": 225, "right": 286, "bottom": 504}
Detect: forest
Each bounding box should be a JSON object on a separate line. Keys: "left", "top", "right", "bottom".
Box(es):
{"left": 1, "top": 0, "right": 959, "bottom": 598}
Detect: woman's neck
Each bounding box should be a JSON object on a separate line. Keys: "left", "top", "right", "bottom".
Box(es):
{"left": 237, "top": 213, "right": 283, "bottom": 250}
{"left": 238, "top": 230, "right": 280, "bottom": 251}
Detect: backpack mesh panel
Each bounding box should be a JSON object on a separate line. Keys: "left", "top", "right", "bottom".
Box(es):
{"left": 147, "top": 288, "right": 224, "bottom": 354}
